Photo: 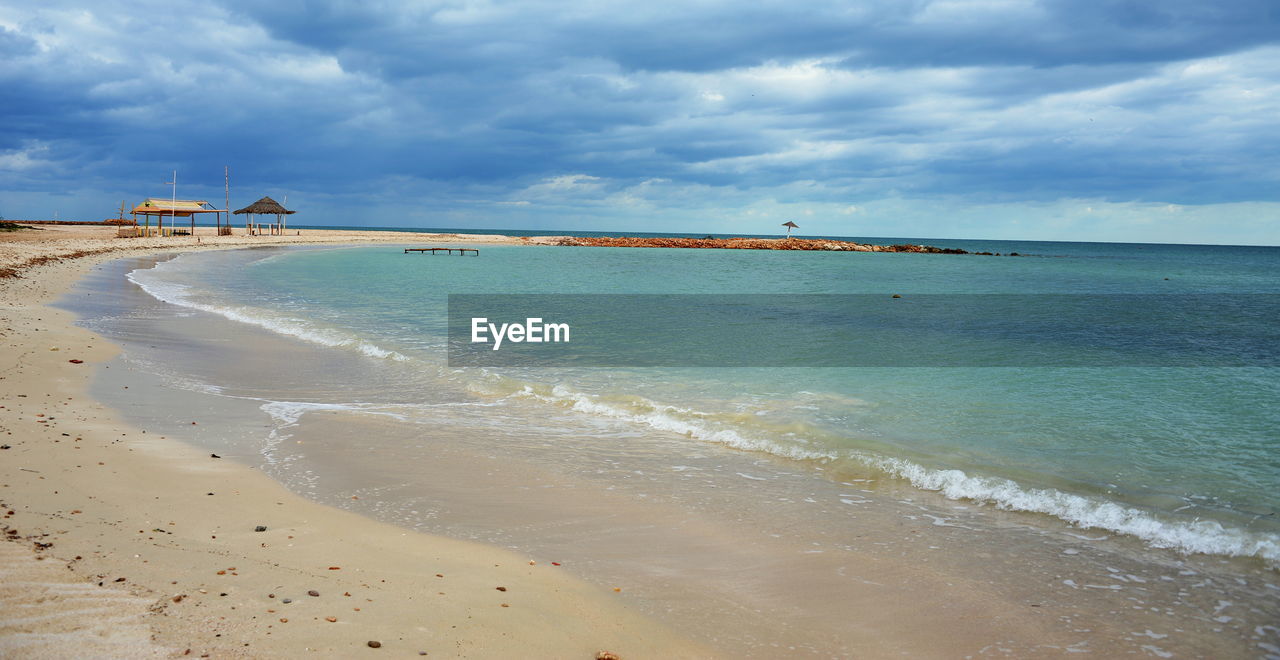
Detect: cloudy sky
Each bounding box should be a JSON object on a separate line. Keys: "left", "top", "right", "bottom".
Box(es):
{"left": 2, "top": 1, "right": 1278, "bottom": 244}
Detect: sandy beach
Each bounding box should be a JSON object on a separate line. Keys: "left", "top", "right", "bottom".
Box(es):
{"left": 0, "top": 225, "right": 704, "bottom": 658}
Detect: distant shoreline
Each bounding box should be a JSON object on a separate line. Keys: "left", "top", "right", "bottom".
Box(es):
{"left": 0, "top": 225, "right": 998, "bottom": 282}
{"left": 551, "top": 235, "right": 1002, "bottom": 254}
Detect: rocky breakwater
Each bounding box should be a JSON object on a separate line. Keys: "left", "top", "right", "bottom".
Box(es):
{"left": 553, "top": 236, "right": 982, "bottom": 254}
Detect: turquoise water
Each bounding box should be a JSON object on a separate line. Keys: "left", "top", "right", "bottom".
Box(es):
{"left": 126, "top": 240, "right": 1280, "bottom": 564}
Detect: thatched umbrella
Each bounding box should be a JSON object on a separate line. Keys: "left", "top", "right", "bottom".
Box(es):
{"left": 234, "top": 196, "right": 296, "bottom": 235}
{"left": 782, "top": 220, "right": 799, "bottom": 238}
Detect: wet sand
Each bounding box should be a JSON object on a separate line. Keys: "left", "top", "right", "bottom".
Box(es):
{"left": 0, "top": 225, "right": 703, "bottom": 658}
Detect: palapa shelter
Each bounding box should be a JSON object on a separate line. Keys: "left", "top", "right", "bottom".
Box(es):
{"left": 129, "top": 198, "right": 227, "bottom": 237}
{"left": 234, "top": 196, "right": 296, "bottom": 236}
{"left": 781, "top": 220, "right": 799, "bottom": 238}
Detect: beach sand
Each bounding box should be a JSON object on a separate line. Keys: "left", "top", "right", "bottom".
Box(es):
{"left": 0, "top": 225, "right": 704, "bottom": 658}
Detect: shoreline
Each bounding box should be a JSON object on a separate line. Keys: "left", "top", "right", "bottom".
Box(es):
{"left": 4, "top": 225, "right": 1277, "bottom": 657}
{"left": 0, "top": 224, "right": 542, "bottom": 280}
{"left": 0, "top": 222, "right": 992, "bottom": 260}
{"left": 0, "top": 227, "right": 707, "bottom": 658}
{"left": 552, "top": 235, "right": 978, "bottom": 253}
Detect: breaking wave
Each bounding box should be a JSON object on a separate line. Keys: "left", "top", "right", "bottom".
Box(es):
{"left": 127, "top": 257, "right": 410, "bottom": 361}
{"left": 509, "top": 381, "right": 1280, "bottom": 564}
{"left": 863, "top": 455, "right": 1280, "bottom": 563}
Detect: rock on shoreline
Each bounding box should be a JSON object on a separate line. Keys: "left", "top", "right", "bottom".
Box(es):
{"left": 553, "top": 236, "right": 972, "bottom": 253}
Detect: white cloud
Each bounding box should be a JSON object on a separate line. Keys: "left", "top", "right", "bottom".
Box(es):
{"left": 0, "top": 142, "right": 53, "bottom": 171}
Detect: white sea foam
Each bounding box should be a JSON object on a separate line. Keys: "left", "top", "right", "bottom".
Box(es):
{"left": 256, "top": 400, "right": 410, "bottom": 467}
{"left": 861, "top": 454, "right": 1280, "bottom": 564}
{"left": 259, "top": 400, "right": 401, "bottom": 427}
{"left": 123, "top": 355, "right": 227, "bottom": 396}
{"left": 512, "top": 384, "right": 838, "bottom": 462}
{"left": 126, "top": 260, "right": 410, "bottom": 362}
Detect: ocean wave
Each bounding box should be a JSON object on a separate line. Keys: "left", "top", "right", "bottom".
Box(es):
{"left": 257, "top": 400, "right": 411, "bottom": 469}
{"left": 860, "top": 455, "right": 1280, "bottom": 563}
{"left": 259, "top": 400, "right": 406, "bottom": 427}
{"left": 127, "top": 259, "right": 411, "bottom": 361}
{"left": 512, "top": 383, "right": 838, "bottom": 461}
{"left": 511, "top": 382, "right": 1279, "bottom": 563}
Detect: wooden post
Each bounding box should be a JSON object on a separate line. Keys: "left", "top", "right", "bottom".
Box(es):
{"left": 170, "top": 170, "right": 176, "bottom": 238}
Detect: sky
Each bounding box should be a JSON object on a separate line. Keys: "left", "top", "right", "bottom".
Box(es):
{"left": 1, "top": 1, "right": 1278, "bottom": 244}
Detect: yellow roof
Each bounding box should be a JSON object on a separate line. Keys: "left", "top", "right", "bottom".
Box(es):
{"left": 132, "top": 198, "right": 220, "bottom": 215}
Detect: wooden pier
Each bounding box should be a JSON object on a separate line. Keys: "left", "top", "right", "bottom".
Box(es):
{"left": 405, "top": 247, "right": 479, "bottom": 256}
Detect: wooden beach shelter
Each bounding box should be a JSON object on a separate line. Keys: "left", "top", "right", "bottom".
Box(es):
{"left": 782, "top": 220, "right": 799, "bottom": 238}
{"left": 130, "top": 199, "right": 227, "bottom": 237}
{"left": 234, "top": 196, "right": 295, "bottom": 236}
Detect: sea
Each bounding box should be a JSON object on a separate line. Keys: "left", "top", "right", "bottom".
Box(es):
{"left": 63, "top": 230, "right": 1280, "bottom": 657}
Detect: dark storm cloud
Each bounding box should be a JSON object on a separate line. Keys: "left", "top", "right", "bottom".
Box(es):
{"left": 227, "top": 0, "right": 1279, "bottom": 74}
{"left": 1, "top": 0, "right": 1277, "bottom": 241}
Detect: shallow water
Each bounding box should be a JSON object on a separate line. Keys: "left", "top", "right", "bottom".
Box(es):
{"left": 61, "top": 243, "right": 1280, "bottom": 657}
{"left": 119, "top": 242, "right": 1280, "bottom": 561}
